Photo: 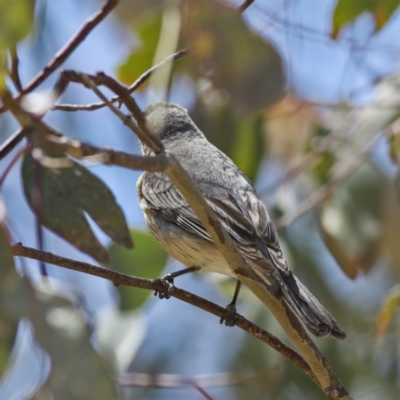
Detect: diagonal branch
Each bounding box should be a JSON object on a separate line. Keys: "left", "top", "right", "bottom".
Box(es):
{"left": 53, "top": 49, "right": 188, "bottom": 112}
{"left": 11, "top": 243, "right": 320, "bottom": 388}
{"left": 238, "top": 0, "right": 254, "bottom": 14}
{"left": 21, "top": 0, "right": 118, "bottom": 95}
{"left": 0, "top": 128, "right": 28, "bottom": 160}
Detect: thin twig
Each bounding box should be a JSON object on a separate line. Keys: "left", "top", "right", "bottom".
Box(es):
{"left": 11, "top": 243, "right": 320, "bottom": 388}
{"left": 238, "top": 0, "right": 254, "bottom": 13}
{"left": 60, "top": 70, "right": 164, "bottom": 153}
{"left": 0, "top": 129, "right": 27, "bottom": 160}
{"left": 21, "top": 0, "right": 118, "bottom": 95}
{"left": 9, "top": 47, "right": 23, "bottom": 92}
{"left": 40, "top": 134, "right": 170, "bottom": 172}
{"left": 0, "top": 144, "right": 29, "bottom": 186}
{"left": 53, "top": 49, "right": 188, "bottom": 112}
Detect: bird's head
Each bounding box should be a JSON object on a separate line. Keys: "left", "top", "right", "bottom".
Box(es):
{"left": 141, "top": 102, "right": 203, "bottom": 155}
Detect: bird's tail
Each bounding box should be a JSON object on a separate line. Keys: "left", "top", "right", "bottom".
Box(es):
{"left": 279, "top": 272, "right": 346, "bottom": 340}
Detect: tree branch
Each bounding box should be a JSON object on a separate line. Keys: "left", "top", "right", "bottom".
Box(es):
{"left": 53, "top": 49, "right": 188, "bottom": 112}
{"left": 21, "top": 0, "right": 118, "bottom": 95}
{"left": 0, "top": 129, "right": 27, "bottom": 160}
{"left": 12, "top": 243, "right": 320, "bottom": 389}
{"left": 238, "top": 0, "right": 254, "bottom": 14}
{"left": 9, "top": 46, "right": 23, "bottom": 92}
{"left": 39, "top": 132, "right": 170, "bottom": 172}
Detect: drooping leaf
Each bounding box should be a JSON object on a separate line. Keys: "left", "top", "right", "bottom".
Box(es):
{"left": 231, "top": 114, "right": 264, "bottom": 181}
{"left": 332, "top": 0, "right": 400, "bottom": 38}
{"left": 0, "top": 0, "right": 35, "bottom": 52}
{"left": 180, "top": 0, "right": 285, "bottom": 114}
{"left": 312, "top": 151, "right": 336, "bottom": 185}
{"left": 320, "top": 162, "right": 386, "bottom": 277}
{"left": 109, "top": 229, "right": 168, "bottom": 310}
{"left": 117, "top": 11, "right": 163, "bottom": 85}
{"left": 22, "top": 152, "right": 133, "bottom": 263}
{"left": 376, "top": 284, "right": 400, "bottom": 338}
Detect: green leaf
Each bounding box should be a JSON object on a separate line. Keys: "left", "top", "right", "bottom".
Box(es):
{"left": 320, "top": 162, "right": 386, "bottom": 277}
{"left": 332, "top": 0, "right": 400, "bottom": 38}
{"left": 0, "top": 0, "right": 35, "bottom": 52}
{"left": 312, "top": 151, "right": 336, "bottom": 184}
{"left": 22, "top": 152, "right": 133, "bottom": 263}
{"left": 117, "top": 11, "right": 163, "bottom": 85}
{"left": 231, "top": 115, "right": 264, "bottom": 182}
{"left": 109, "top": 229, "right": 168, "bottom": 310}
{"left": 181, "top": 0, "right": 285, "bottom": 114}
{"left": 376, "top": 284, "right": 400, "bottom": 338}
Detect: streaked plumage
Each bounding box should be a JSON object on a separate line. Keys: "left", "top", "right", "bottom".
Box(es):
{"left": 137, "top": 102, "right": 346, "bottom": 340}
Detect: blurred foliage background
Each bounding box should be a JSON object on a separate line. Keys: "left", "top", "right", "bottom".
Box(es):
{"left": 2, "top": 0, "right": 400, "bottom": 399}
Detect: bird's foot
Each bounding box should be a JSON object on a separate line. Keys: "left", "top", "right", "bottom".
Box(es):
{"left": 154, "top": 274, "right": 174, "bottom": 299}
{"left": 219, "top": 303, "right": 239, "bottom": 327}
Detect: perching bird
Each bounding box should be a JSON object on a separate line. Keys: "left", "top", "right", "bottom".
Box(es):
{"left": 137, "top": 102, "right": 346, "bottom": 340}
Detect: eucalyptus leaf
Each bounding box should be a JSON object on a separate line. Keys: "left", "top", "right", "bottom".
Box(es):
{"left": 180, "top": 0, "right": 285, "bottom": 114}
{"left": 332, "top": 0, "right": 400, "bottom": 38}
{"left": 376, "top": 284, "right": 400, "bottom": 338}
{"left": 320, "top": 162, "right": 386, "bottom": 277}
{"left": 231, "top": 115, "right": 264, "bottom": 181}
{"left": 22, "top": 153, "right": 133, "bottom": 263}
{"left": 0, "top": 0, "right": 35, "bottom": 52}
{"left": 117, "top": 11, "right": 163, "bottom": 85}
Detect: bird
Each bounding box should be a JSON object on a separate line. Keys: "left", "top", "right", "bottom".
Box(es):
{"left": 137, "top": 102, "right": 346, "bottom": 340}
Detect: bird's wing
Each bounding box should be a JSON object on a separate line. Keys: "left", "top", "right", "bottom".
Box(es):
{"left": 139, "top": 171, "right": 288, "bottom": 277}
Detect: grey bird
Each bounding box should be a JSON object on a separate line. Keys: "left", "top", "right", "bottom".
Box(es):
{"left": 137, "top": 102, "right": 346, "bottom": 340}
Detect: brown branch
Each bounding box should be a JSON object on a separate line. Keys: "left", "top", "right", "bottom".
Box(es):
{"left": 53, "top": 49, "right": 188, "bottom": 112}
{"left": 60, "top": 70, "right": 164, "bottom": 153}
{"left": 238, "top": 0, "right": 254, "bottom": 13}
{"left": 9, "top": 47, "right": 23, "bottom": 92}
{"left": 21, "top": 0, "right": 118, "bottom": 95}
{"left": 11, "top": 243, "right": 320, "bottom": 388}
{"left": 0, "top": 144, "right": 30, "bottom": 186}
{"left": 39, "top": 133, "right": 170, "bottom": 172}
{"left": 0, "top": 129, "right": 27, "bottom": 160}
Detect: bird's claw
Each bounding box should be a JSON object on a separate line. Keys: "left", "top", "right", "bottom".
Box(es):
{"left": 220, "top": 303, "right": 239, "bottom": 327}
{"left": 154, "top": 274, "right": 174, "bottom": 299}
